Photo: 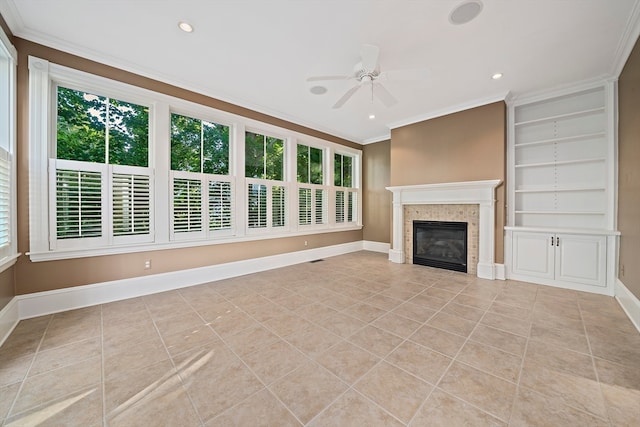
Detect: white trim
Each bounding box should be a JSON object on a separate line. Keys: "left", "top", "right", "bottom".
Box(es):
{"left": 386, "top": 180, "right": 502, "bottom": 280}
{"left": 0, "top": 252, "right": 20, "bottom": 275}
{"left": 508, "top": 77, "right": 610, "bottom": 107}
{"left": 362, "top": 240, "right": 390, "bottom": 253}
{"left": 0, "top": 297, "right": 19, "bottom": 347}
{"left": 17, "top": 241, "right": 364, "bottom": 319}
{"left": 361, "top": 134, "right": 391, "bottom": 145}
{"left": 387, "top": 92, "right": 509, "bottom": 130}
{"left": 611, "top": 0, "right": 640, "bottom": 78}
{"left": 615, "top": 278, "right": 640, "bottom": 334}
{"left": 494, "top": 263, "right": 506, "bottom": 280}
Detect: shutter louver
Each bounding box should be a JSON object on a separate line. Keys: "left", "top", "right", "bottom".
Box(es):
{"left": 347, "top": 191, "right": 355, "bottom": 222}
{"left": 248, "top": 183, "right": 267, "bottom": 228}
{"left": 112, "top": 172, "right": 150, "bottom": 236}
{"left": 0, "top": 150, "right": 9, "bottom": 249}
{"left": 315, "top": 189, "right": 325, "bottom": 224}
{"left": 336, "top": 190, "right": 345, "bottom": 223}
{"left": 299, "top": 188, "right": 311, "bottom": 225}
{"left": 173, "top": 178, "right": 202, "bottom": 233}
{"left": 272, "top": 185, "right": 286, "bottom": 228}
{"left": 56, "top": 169, "right": 102, "bottom": 239}
{"left": 209, "top": 180, "right": 232, "bottom": 231}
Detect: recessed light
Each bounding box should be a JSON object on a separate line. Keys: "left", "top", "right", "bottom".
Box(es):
{"left": 492, "top": 73, "right": 503, "bottom": 80}
{"left": 310, "top": 85, "right": 327, "bottom": 95}
{"left": 178, "top": 21, "right": 194, "bottom": 33}
{"left": 368, "top": 114, "right": 376, "bottom": 120}
{"left": 449, "top": 1, "right": 483, "bottom": 25}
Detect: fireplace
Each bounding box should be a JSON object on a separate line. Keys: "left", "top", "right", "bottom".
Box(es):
{"left": 413, "top": 220, "right": 468, "bottom": 273}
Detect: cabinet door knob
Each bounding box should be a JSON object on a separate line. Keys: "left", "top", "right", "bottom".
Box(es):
{"left": 556, "top": 237, "right": 560, "bottom": 246}
{"left": 551, "top": 236, "right": 554, "bottom": 246}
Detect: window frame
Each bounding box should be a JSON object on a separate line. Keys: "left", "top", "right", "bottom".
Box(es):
{"left": 28, "top": 56, "right": 362, "bottom": 262}
{"left": 0, "top": 27, "right": 18, "bottom": 273}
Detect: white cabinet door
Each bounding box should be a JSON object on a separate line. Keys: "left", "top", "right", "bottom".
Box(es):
{"left": 555, "top": 234, "right": 606, "bottom": 287}
{"left": 512, "top": 232, "right": 555, "bottom": 279}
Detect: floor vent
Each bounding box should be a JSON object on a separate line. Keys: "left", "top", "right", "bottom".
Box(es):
{"left": 309, "top": 259, "right": 324, "bottom": 263}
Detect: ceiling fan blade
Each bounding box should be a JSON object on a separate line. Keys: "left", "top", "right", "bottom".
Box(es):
{"left": 379, "top": 68, "right": 430, "bottom": 81}
{"left": 360, "top": 44, "right": 380, "bottom": 71}
{"left": 332, "top": 85, "right": 361, "bottom": 109}
{"left": 306, "top": 75, "right": 351, "bottom": 82}
{"left": 373, "top": 83, "right": 397, "bottom": 107}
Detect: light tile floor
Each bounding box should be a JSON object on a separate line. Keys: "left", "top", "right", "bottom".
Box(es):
{"left": 1, "top": 251, "right": 639, "bottom": 426}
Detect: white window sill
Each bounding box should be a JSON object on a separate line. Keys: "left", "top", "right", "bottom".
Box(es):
{"left": 27, "top": 225, "right": 362, "bottom": 262}
{"left": 0, "top": 253, "right": 20, "bottom": 274}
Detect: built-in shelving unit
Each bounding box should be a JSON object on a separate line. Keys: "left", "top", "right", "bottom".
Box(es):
{"left": 506, "top": 82, "right": 618, "bottom": 295}
{"left": 511, "top": 85, "right": 610, "bottom": 230}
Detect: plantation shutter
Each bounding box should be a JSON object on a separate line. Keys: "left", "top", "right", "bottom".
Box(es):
{"left": 272, "top": 185, "right": 286, "bottom": 228}
{"left": 173, "top": 177, "right": 202, "bottom": 233}
{"left": 315, "top": 189, "right": 325, "bottom": 224}
{"left": 208, "top": 180, "right": 232, "bottom": 231}
{"left": 0, "top": 149, "right": 9, "bottom": 251}
{"left": 112, "top": 170, "right": 151, "bottom": 236}
{"left": 248, "top": 183, "right": 267, "bottom": 228}
{"left": 336, "top": 190, "right": 345, "bottom": 223}
{"left": 347, "top": 191, "right": 355, "bottom": 222}
{"left": 299, "top": 188, "right": 311, "bottom": 225}
{"left": 55, "top": 167, "right": 103, "bottom": 239}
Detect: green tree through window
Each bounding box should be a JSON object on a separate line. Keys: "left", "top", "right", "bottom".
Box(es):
{"left": 170, "top": 113, "right": 229, "bottom": 174}
{"left": 245, "top": 132, "right": 284, "bottom": 180}
{"left": 56, "top": 86, "right": 148, "bottom": 166}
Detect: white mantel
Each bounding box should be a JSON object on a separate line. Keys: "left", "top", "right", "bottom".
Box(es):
{"left": 386, "top": 179, "right": 502, "bottom": 280}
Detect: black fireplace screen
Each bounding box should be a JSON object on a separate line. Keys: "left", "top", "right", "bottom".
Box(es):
{"left": 413, "top": 220, "right": 468, "bottom": 273}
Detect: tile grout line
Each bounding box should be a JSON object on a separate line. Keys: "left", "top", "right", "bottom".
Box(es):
{"left": 179, "top": 287, "right": 307, "bottom": 426}
{"left": 3, "top": 314, "right": 54, "bottom": 424}
{"left": 505, "top": 286, "right": 538, "bottom": 426}
{"left": 577, "top": 298, "right": 615, "bottom": 427}
{"left": 406, "top": 279, "right": 513, "bottom": 426}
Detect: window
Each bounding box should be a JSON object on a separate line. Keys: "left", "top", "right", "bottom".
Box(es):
{"left": 246, "top": 131, "right": 286, "bottom": 230}
{"left": 51, "top": 86, "right": 152, "bottom": 249}
{"left": 0, "top": 32, "right": 15, "bottom": 267}
{"left": 170, "top": 113, "right": 232, "bottom": 239}
{"left": 334, "top": 153, "right": 357, "bottom": 224}
{"left": 297, "top": 144, "right": 325, "bottom": 226}
{"left": 28, "top": 57, "right": 361, "bottom": 261}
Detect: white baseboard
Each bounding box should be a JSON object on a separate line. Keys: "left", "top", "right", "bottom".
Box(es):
{"left": 615, "top": 278, "right": 640, "bottom": 334}
{"left": 388, "top": 249, "right": 404, "bottom": 264}
{"left": 17, "top": 241, "right": 363, "bottom": 319}
{"left": 362, "top": 240, "right": 390, "bottom": 253}
{"left": 495, "top": 264, "right": 506, "bottom": 280}
{"left": 0, "top": 297, "right": 19, "bottom": 347}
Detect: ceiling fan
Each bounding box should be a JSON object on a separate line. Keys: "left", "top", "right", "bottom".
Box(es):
{"left": 307, "top": 44, "right": 428, "bottom": 109}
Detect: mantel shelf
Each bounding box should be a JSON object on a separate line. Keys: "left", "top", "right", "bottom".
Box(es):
{"left": 514, "top": 107, "right": 605, "bottom": 127}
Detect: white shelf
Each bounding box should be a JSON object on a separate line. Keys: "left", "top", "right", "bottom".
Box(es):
{"left": 515, "top": 186, "right": 605, "bottom": 193}
{"left": 513, "top": 132, "right": 606, "bottom": 148}
{"left": 515, "top": 211, "right": 605, "bottom": 215}
{"left": 514, "top": 107, "right": 605, "bottom": 127}
{"left": 515, "top": 157, "right": 605, "bottom": 169}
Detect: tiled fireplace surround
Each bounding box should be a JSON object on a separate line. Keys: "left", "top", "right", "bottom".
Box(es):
{"left": 387, "top": 180, "right": 502, "bottom": 280}
{"left": 403, "top": 204, "right": 479, "bottom": 276}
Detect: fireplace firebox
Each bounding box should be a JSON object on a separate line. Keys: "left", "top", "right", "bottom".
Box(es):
{"left": 413, "top": 220, "right": 468, "bottom": 273}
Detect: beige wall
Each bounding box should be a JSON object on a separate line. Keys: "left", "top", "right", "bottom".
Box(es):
{"left": 13, "top": 38, "right": 362, "bottom": 295}
{"left": 618, "top": 37, "right": 640, "bottom": 300}
{"left": 362, "top": 140, "right": 391, "bottom": 244}
{"left": 0, "top": 267, "right": 14, "bottom": 311}
{"left": 390, "top": 102, "right": 506, "bottom": 263}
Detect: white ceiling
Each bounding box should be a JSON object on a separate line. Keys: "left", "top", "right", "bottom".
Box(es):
{"left": 1, "top": 0, "right": 639, "bottom": 144}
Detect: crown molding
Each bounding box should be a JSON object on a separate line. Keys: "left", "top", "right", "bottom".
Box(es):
{"left": 610, "top": 0, "right": 640, "bottom": 78}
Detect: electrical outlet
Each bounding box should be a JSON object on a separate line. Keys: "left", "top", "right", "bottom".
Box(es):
{"left": 144, "top": 260, "right": 151, "bottom": 270}
{"left": 304, "top": 240, "right": 308, "bottom": 246}
{"left": 621, "top": 264, "right": 625, "bottom": 277}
